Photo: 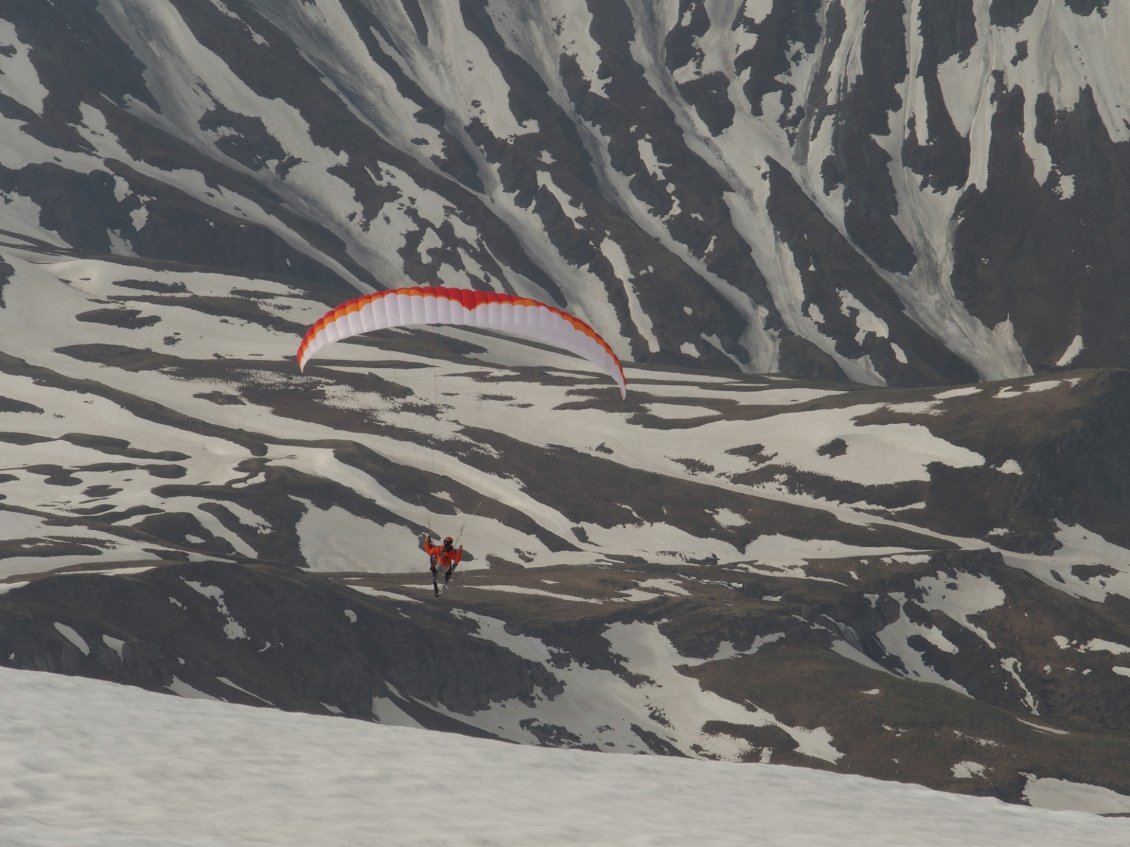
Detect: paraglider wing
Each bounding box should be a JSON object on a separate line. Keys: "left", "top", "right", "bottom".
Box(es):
{"left": 296, "top": 287, "right": 627, "bottom": 398}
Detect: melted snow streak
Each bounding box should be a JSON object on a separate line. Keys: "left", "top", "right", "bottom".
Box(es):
{"left": 3, "top": 1, "right": 1130, "bottom": 386}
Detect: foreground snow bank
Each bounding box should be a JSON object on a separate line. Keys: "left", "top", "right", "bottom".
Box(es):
{"left": 1, "top": 667, "right": 1126, "bottom": 847}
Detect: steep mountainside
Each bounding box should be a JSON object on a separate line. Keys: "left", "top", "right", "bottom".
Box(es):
{"left": 3, "top": 0, "right": 1129, "bottom": 384}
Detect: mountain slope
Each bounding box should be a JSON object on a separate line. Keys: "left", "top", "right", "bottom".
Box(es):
{"left": 4, "top": 0, "right": 1130, "bottom": 384}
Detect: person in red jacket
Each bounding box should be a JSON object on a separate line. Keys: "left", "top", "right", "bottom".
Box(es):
{"left": 422, "top": 534, "right": 463, "bottom": 596}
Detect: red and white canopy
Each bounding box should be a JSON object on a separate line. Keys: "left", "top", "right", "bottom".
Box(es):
{"left": 297, "top": 286, "right": 627, "bottom": 398}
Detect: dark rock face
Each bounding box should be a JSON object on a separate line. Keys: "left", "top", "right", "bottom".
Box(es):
{"left": 0, "top": 562, "right": 560, "bottom": 726}
{"left": 989, "top": 0, "right": 1039, "bottom": 29}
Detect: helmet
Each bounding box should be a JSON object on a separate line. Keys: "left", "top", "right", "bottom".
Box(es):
{"left": 443, "top": 536, "right": 454, "bottom": 549}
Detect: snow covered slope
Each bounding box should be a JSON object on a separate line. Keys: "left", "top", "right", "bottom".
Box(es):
{"left": 3, "top": 666, "right": 1129, "bottom": 847}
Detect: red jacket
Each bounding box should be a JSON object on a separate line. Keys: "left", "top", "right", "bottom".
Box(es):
{"left": 423, "top": 536, "right": 463, "bottom": 569}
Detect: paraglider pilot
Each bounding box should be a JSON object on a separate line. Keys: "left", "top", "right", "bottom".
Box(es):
{"left": 422, "top": 535, "right": 463, "bottom": 596}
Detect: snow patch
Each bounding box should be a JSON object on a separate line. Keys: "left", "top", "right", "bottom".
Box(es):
{"left": 53, "top": 623, "right": 90, "bottom": 656}
{"left": 182, "top": 580, "right": 249, "bottom": 640}
{"left": 1024, "top": 775, "right": 1130, "bottom": 815}
{"left": 953, "top": 761, "right": 987, "bottom": 779}
{"left": 102, "top": 635, "right": 125, "bottom": 660}
{"left": 1056, "top": 335, "right": 1085, "bottom": 367}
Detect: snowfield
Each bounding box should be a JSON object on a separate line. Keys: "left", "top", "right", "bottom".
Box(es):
{"left": 2, "top": 667, "right": 1128, "bottom": 847}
